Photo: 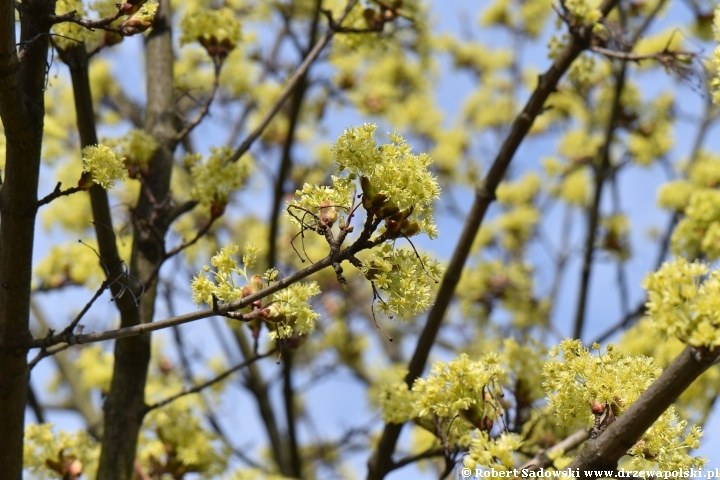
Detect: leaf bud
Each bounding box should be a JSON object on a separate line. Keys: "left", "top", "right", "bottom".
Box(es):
{"left": 360, "top": 175, "right": 372, "bottom": 196}
{"left": 67, "top": 459, "right": 83, "bottom": 477}
{"left": 250, "top": 274, "right": 263, "bottom": 293}
{"left": 362, "top": 194, "right": 372, "bottom": 210}
{"left": 381, "top": 205, "right": 399, "bottom": 218}
{"left": 262, "top": 305, "right": 285, "bottom": 322}
{"left": 402, "top": 221, "right": 420, "bottom": 237}
{"left": 78, "top": 171, "right": 95, "bottom": 190}
{"left": 319, "top": 199, "right": 337, "bottom": 226}
{"left": 385, "top": 218, "right": 399, "bottom": 231}
{"left": 210, "top": 200, "right": 227, "bottom": 219}
{"left": 590, "top": 400, "right": 605, "bottom": 415}
{"left": 371, "top": 193, "right": 388, "bottom": 208}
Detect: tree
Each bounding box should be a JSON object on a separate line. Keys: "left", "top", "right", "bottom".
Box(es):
{"left": 2, "top": 0, "right": 720, "bottom": 478}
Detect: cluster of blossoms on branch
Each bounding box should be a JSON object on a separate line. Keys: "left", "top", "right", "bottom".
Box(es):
{"left": 191, "top": 243, "right": 321, "bottom": 341}
{"left": 191, "top": 124, "right": 442, "bottom": 337}
{"left": 53, "top": 0, "right": 158, "bottom": 49}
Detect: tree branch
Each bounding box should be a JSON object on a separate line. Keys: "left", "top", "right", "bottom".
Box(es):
{"left": 572, "top": 61, "right": 627, "bottom": 340}
{"left": 365, "top": 1, "right": 619, "bottom": 477}
{"left": 28, "top": 228, "right": 376, "bottom": 349}
{"left": 36, "top": 182, "right": 84, "bottom": 207}
{"left": 521, "top": 429, "right": 590, "bottom": 471}
{"left": 227, "top": 0, "right": 358, "bottom": 164}
{"left": 145, "top": 349, "right": 275, "bottom": 411}
{"left": 568, "top": 346, "right": 720, "bottom": 473}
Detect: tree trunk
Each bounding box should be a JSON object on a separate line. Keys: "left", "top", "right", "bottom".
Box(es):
{"left": 0, "top": 0, "right": 56, "bottom": 478}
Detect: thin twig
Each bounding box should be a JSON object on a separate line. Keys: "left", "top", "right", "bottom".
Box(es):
{"left": 50, "top": 9, "right": 124, "bottom": 31}
{"left": 521, "top": 429, "right": 590, "bottom": 471}
{"left": 175, "top": 60, "right": 223, "bottom": 142}
{"left": 572, "top": 56, "right": 627, "bottom": 340}
{"left": 37, "top": 182, "right": 83, "bottom": 207}
{"left": 227, "top": 0, "right": 359, "bottom": 164}
{"left": 28, "top": 218, "right": 378, "bottom": 349}
{"left": 144, "top": 349, "right": 276, "bottom": 411}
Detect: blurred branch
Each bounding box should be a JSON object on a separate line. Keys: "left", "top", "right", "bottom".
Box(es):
{"left": 267, "top": 0, "right": 322, "bottom": 274}
{"left": 590, "top": 45, "right": 697, "bottom": 65}
{"left": 228, "top": 0, "right": 358, "bottom": 164}
{"left": 283, "top": 352, "right": 301, "bottom": 477}
{"left": 230, "top": 325, "right": 288, "bottom": 473}
{"left": 29, "top": 300, "right": 103, "bottom": 438}
{"left": 101, "top": 88, "right": 144, "bottom": 127}
{"left": 26, "top": 383, "right": 46, "bottom": 424}
{"left": 174, "top": 60, "right": 223, "bottom": 143}
{"left": 144, "top": 349, "right": 276, "bottom": 411}
{"left": 521, "top": 429, "right": 590, "bottom": 471}
{"left": 572, "top": 58, "right": 627, "bottom": 340}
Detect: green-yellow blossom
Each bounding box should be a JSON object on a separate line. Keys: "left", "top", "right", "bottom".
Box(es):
{"left": 82, "top": 144, "right": 128, "bottom": 189}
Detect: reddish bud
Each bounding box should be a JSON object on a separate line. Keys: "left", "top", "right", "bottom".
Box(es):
{"left": 590, "top": 400, "right": 605, "bottom": 415}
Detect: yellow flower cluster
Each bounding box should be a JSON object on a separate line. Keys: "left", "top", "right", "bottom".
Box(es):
{"left": 413, "top": 353, "right": 505, "bottom": 424}
{"left": 186, "top": 147, "right": 252, "bottom": 209}
{"left": 496, "top": 172, "right": 541, "bottom": 205}
{"left": 464, "top": 431, "right": 523, "bottom": 472}
{"left": 377, "top": 374, "right": 418, "bottom": 424}
{"left": 544, "top": 340, "right": 660, "bottom": 429}
{"left": 52, "top": 0, "right": 91, "bottom": 49}
{"left": 564, "top": 0, "right": 603, "bottom": 27}
{"left": 24, "top": 423, "right": 99, "bottom": 479}
{"left": 458, "top": 259, "right": 549, "bottom": 328}
{"left": 104, "top": 129, "right": 159, "bottom": 168}
{"left": 81, "top": 144, "right": 128, "bottom": 189}
{"left": 331, "top": 124, "right": 440, "bottom": 237}
{"left": 710, "top": 6, "right": 720, "bottom": 105}
{"left": 190, "top": 244, "right": 321, "bottom": 339}
{"left": 657, "top": 151, "right": 720, "bottom": 259}
{"left": 287, "top": 177, "right": 354, "bottom": 230}
{"left": 479, "top": 0, "right": 554, "bottom": 37}
{"left": 376, "top": 353, "right": 522, "bottom": 466}
{"left": 627, "top": 407, "right": 705, "bottom": 471}
{"left": 361, "top": 243, "right": 443, "bottom": 320}
{"left": 34, "top": 242, "right": 106, "bottom": 289}
{"left": 620, "top": 317, "right": 720, "bottom": 425}
{"left": 543, "top": 339, "right": 705, "bottom": 470}
{"left": 627, "top": 93, "right": 674, "bottom": 167}
{"left": 180, "top": 8, "right": 241, "bottom": 56}
{"left": 643, "top": 257, "right": 720, "bottom": 348}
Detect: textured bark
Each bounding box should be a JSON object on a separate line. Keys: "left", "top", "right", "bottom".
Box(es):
{"left": 0, "top": 0, "right": 55, "bottom": 478}
{"left": 96, "top": 0, "right": 178, "bottom": 476}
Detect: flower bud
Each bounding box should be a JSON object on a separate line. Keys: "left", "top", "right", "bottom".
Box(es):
{"left": 360, "top": 175, "right": 372, "bottom": 196}
{"left": 402, "top": 221, "right": 420, "bottom": 237}
{"left": 250, "top": 274, "right": 263, "bottom": 293}
{"left": 590, "top": 400, "right": 605, "bottom": 415}
{"left": 319, "top": 200, "right": 337, "bottom": 226}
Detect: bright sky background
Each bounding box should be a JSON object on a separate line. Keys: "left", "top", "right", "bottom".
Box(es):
{"left": 25, "top": 0, "right": 720, "bottom": 477}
